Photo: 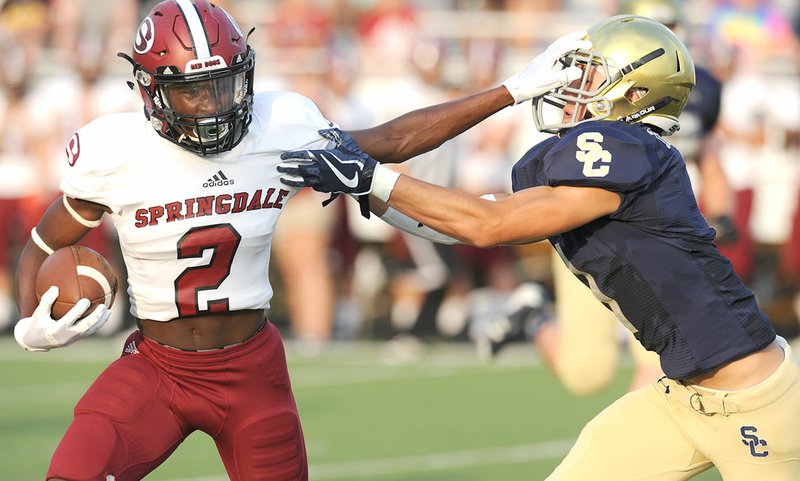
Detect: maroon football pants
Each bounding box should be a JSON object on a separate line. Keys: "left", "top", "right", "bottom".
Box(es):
{"left": 47, "top": 321, "right": 308, "bottom": 481}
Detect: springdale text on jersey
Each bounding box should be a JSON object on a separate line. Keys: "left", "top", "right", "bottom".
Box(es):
{"left": 133, "top": 187, "right": 290, "bottom": 227}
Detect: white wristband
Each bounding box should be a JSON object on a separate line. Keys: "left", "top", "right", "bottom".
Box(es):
{"left": 501, "top": 75, "right": 525, "bottom": 104}
{"left": 370, "top": 165, "right": 401, "bottom": 202}
{"left": 30, "top": 227, "right": 55, "bottom": 255}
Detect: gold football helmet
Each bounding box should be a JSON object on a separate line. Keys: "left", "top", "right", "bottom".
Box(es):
{"left": 532, "top": 15, "right": 695, "bottom": 135}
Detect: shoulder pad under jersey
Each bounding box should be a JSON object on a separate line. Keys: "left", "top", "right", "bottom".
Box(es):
{"left": 250, "top": 91, "right": 339, "bottom": 152}
{"left": 542, "top": 121, "right": 660, "bottom": 193}
{"left": 511, "top": 136, "right": 558, "bottom": 192}
{"left": 60, "top": 112, "right": 148, "bottom": 213}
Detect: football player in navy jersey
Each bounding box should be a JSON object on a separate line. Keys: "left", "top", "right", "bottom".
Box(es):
{"left": 478, "top": 0, "right": 740, "bottom": 398}
{"left": 280, "top": 15, "right": 800, "bottom": 480}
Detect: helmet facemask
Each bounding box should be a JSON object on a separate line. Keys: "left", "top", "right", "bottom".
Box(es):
{"left": 533, "top": 49, "right": 613, "bottom": 134}
{"left": 158, "top": 67, "right": 251, "bottom": 153}
{"left": 133, "top": 51, "right": 255, "bottom": 156}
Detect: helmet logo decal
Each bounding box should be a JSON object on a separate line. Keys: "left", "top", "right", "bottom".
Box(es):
{"left": 185, "top": 55, "right": 228, "bottom": 73}
{"left": 623, "top": 104, "right": 657, "bottom": 122}
{"left": 66, "top": 133, "right": 81, "bottom": 166}
{"left": 622, "top": 97, "right": 672, "bottom": 122}
{"left": 134, "top": 17, "right": 155, "bottom": 54}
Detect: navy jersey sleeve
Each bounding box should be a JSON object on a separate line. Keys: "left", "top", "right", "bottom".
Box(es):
{"left": 542, "top": 121, "right": 656, "bottom": 193}
{"left": 511, "top": 136, "right": 558, "bottom": 193}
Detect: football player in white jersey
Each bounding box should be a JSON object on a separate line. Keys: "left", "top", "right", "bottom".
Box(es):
{"left": 11, "top": 1, "right": 588, "bottom": 479}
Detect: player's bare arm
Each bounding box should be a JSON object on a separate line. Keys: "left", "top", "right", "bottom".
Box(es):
{"left": 16, "top": 196, "right": 106, "bottom": 316}
{"left": 384, "top": 177, "right": 620, "bottom": 248}
{"left": 348, "top": 31, "right": 590, "bottom": 164}
{"left": 348, "top": 87, "right": 513, "bottom": 164}
{"left": 278, "top": 133, "right": 619, "bottom": 247}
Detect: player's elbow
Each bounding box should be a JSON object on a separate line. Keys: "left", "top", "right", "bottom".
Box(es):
{"left": 470, "top": 237, "right": 501, "bottom": 249}
{"left": 463, "top": 215, "right": 549, "bottom": 248}
{"left": 463, "top": 218, "right": 508, "bottom": 249}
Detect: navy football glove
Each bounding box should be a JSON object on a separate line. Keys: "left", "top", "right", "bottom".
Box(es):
{"left": 278, "top": 129, "right": 378, "bottom": 196}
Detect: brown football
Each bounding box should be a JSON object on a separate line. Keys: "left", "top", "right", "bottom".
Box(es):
{"left": 35, "top": 245, "right": 118, "bottom": 320}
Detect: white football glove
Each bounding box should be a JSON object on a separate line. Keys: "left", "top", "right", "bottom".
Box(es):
{"left": 14, "top": 286, "right": 111, "bottom": 352}
{"left": 502, "top": 30, "right": 592, "bottom": 104}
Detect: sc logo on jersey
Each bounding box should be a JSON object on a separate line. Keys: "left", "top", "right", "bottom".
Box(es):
{"left": 740, "top": 426, "right": 769, "bottom": 458}
{"left": 575, "top": 132, "right": 612, "bottom": 178}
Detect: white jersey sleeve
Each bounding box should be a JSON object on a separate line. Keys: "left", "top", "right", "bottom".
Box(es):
{"left": 60, "top": 113, "right": 150, "bottom": 214}
{"left": 250, "top": 91, "right": 339, "bottom": 151}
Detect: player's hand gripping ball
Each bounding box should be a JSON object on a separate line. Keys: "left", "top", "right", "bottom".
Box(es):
{"left": 35, "top": 245, "right": 118, "bottom": 319}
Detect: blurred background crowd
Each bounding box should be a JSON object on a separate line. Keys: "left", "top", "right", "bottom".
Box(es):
{"left": 0, "top": 0, "right": 798, "bottom": 359}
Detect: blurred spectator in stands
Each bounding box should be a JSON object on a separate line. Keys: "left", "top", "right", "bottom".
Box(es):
{"left": 709, "top": 0, "right": 800, "bottom": 334}
{"left": 267, "top": 0, "right": 333, "bottom": 72}
{"left": 448, "top": 35, "right": 526, "bottom": 342}
{"left": 316, "top": 46, "right": 375, "bottom": 340}
{"left": 356, "top": 0, "right": 418, "bottom": 74}
{"left": 0, "top": 0, "right": 48, "bottom": 69}
{"left": 504, "top": 0, "right": 565, "bottom": 49}
{"left": 0, "top": 47, "right": 41, "bottom": 332}
{"left": 706, "top": 0, "right": 797, "bottom": 79}
{"left": 271, "top": 70, "right": 339, "bottom": 355}
{"left": 27, "top": 1, "right": 139, "bottom": 335}
{"left": 267, "top": 1, "right": 337, "bottom": 354}
{"left": 49, "top": 0, "right": 138, "bottom": 63}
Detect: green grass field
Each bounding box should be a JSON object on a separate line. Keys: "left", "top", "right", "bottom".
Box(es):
{"left": 0, "top": 335, "right": 723, "bottom": 480}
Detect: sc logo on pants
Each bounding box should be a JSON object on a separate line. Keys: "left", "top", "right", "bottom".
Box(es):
{"left": 740, "top": 426, "right": 769, "bottom": 457}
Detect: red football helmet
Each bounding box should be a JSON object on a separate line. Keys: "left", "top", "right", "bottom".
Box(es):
{"left": 119, "top": 0, "right": 255, "bottom": 155}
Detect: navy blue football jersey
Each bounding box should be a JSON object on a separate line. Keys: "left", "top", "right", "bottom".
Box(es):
{"left": 511, "top": 120, "right": 775, "bottom": 380}
{"left": 668, "top": 65, "right": 722, "bottom": 164}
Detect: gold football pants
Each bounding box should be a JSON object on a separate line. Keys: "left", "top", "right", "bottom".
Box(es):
{"left": 547, "top": 336, "right": 800, "bottom": 480}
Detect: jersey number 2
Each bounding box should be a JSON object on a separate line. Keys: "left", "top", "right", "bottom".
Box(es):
{"left": 175, "top": 224, "right": 241, "bottom": 317}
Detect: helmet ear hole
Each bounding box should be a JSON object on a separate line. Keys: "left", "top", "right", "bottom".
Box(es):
{"left": 626, "top": 87, "right": 649, "bottom": 102}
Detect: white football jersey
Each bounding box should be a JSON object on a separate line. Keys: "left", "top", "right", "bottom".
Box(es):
{"left": 60, "top": 91, "right": 336, "bottom": 321}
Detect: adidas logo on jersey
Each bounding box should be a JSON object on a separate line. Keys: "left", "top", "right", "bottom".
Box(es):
{"left": 124, "top": 340, "right": 139, "bottom": 355}
{"left": 204, "top": 170, "right": 235, "bottom": 188}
